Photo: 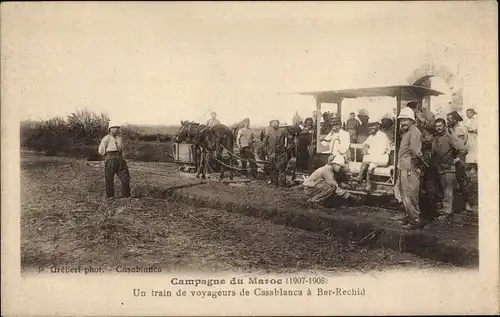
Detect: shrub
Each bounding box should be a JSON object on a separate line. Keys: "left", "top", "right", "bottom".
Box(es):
{"left": 21, "top": 110, "right": 175, "bottom": 159}
{"left": 21, "top": 110, "right": 109, "bottom": 155}
{"left": 21, "top": 116, "right": 72, "bottom": 155}
{"left": 158, "top": 134, "right": 172, "bottom": 142}
{"left": 67, "top": 109, "right": 110, "bottom": 145}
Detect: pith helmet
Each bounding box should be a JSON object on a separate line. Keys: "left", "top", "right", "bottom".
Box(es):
{"left": 358, "top": 109, "right": 369, "bottom": 117}
{"left": 327, "top": 154, "right": 345, "bottom": 166}
{"left": 397, "top": 107, "right": 415, "bottom": 121}
{"left": 108, "top": 121, "right": 120, "bottom": 130}
{"left": 382, "top": 113, "right": 393, "bottom": 121}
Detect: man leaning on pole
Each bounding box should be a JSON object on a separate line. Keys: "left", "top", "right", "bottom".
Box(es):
{"left": 98, "top": 121, "right": 131, "bottom": 200}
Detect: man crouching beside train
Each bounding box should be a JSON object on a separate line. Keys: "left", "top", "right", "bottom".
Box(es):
{"left": 393, "top": 107, "right": 428, "bottom": 230}
{"left": 303, "top": 156, "right": 361, "bottom": 208}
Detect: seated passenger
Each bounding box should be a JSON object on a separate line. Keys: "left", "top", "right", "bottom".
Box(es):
{"left": 320, "top": 116, "right": 350, "bottom": 166}
{"left": 303, "top": 156, "right": 361, "bottom": 207}
{"left": 354, "top": 121, "right": 390, "bottom": 191}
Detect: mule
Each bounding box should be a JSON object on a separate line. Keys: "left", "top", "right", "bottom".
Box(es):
{"left": 178, "top": 121, "right": 235, "bottom": 180}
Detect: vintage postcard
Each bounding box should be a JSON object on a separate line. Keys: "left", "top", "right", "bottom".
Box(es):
{"left": 2, "top": 1, "right": 499, "bottom": 315}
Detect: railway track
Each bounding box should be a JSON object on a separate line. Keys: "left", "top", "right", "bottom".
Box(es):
{"left": 50, "top": 153, "right": 478, "bottom": 229}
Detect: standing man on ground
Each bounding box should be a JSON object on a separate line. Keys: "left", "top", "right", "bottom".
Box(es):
{"left": 447, "top": 111, "right": 473, "bottom": 212}
{"left": 392, "top": 107, "right": 427, "bottom": 230}
{"left": 237, "top": 118, "right": 257, "bottom": 179}
{"left": 464, "top": 108, "right": 478, "bottom": 175}
{"left": 406, "top": 101, "right": 436, "bottom": 191}
{"left": 431, "top": 118, "right": 468, "bottom": 221}
{"left": 98, "top": 121, "right": 131, "bottom": 200}
{"left": 264, "top": 120, "right": 288, "bottom": 187}
{"left": 206, "top": 111, "right": 221, "bottom": 128}
{"left": 406, "top": 100, "right": 438, "bottom": 219}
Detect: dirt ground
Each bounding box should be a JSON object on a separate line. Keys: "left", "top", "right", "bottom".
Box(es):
{"left": 21, "top": 153, "right": 457, "bottom": 273}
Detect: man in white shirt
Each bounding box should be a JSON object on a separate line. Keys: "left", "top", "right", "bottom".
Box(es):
{"left": 354, "top": 121, "right": 390, "bottom": 191}
{"left": 98, "top": 121, "right": 131, "bottom": 199}
{"left": 237, "top": 118, "right": 257, "bottom": 178}
{"left": 303, "top": 156, "right": 360, "bottom": 207}
{"left": 206, "top": 111, "right": 221, "bottom": 128}
{"left": 447, "top": 110, "right": 473, "bottom": 212}
{"left": 321, "top": 116, "right": 350, "bottom": 166}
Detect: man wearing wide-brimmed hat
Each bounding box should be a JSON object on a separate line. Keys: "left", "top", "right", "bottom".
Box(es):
{"left": 264, "top": 119, "right": 288, "bottom": 186}
{"left": 303, "top": 155, "right": 360, "bottom": 207}
{"left": 354, "top": 120, "right": 391, "bottom": 192}
{"left": 98, "top": 121, "right": 131, "bottom": 199}
{"left": 321, "top": 115, "right": 350, "bottom": 166}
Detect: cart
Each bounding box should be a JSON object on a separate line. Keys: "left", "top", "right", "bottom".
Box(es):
{"left": 289, "top": 85, "right": 443, "bottom": 196}
{"left": 172, "top": 142, "right": 197, "bottom": 173}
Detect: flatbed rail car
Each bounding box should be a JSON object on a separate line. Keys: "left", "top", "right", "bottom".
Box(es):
{"left": 289, "top": 85, "right": 443, "bottom": 196}
{"left": 172, "top": 142, "right": 197, "bottom": 172}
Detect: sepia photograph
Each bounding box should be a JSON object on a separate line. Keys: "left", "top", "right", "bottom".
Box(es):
{"left": 2, "top": 1, "right": 498, "bottom": 315}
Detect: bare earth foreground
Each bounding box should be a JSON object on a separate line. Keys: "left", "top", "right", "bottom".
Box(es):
{"left": 21, "top": 153, "right": 460, "bottom": 273}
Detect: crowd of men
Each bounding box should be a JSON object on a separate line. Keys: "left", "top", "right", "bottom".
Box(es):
{"left": 301, "top": 102, "right": 478, "bottom": 230}
{"left": 97, "top": 105, "right": 478, "bottom": 231}
{"left": 204, "top": 107, "right": 479, "bottom": 229}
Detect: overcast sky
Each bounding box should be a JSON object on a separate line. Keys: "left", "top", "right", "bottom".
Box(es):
{"left": 2, "top": 2, "right": 497, "bottom": 126}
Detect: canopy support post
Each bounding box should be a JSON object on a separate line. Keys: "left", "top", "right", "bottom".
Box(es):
{"left": 315, "top": 97, "right": 322, "bottom": 150}
{"left": 337, "top": 98, "right": 343, "bottom": 121}
{"left": 394, "top": 91, "right": 402, "bottom": 174}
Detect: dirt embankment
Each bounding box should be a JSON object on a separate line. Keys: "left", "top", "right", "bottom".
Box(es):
{"left": 21, "top": 154, "right": 455, "bottom": 273}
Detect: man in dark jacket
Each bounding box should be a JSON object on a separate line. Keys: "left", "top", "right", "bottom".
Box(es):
{"left": 431, "top": 118, "right": 468, "bottom": 221}
{"left": 264, "top": 120, "right": 288, "bottom": 187}
{"left": 345, "top": 112, "right": 360, "bottom": 143}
